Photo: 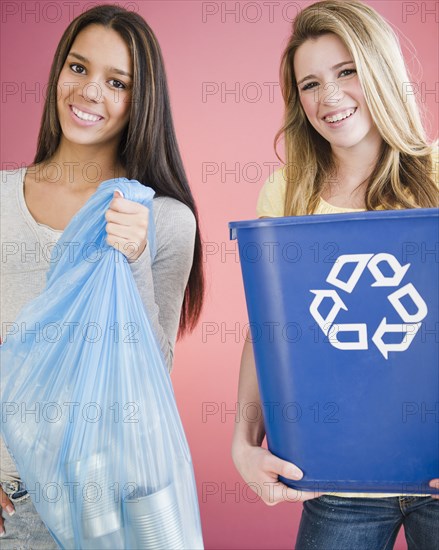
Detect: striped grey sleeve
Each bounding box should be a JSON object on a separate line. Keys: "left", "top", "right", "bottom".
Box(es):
{"left": 128, "top": 196, "right": 196, "bottom": 371}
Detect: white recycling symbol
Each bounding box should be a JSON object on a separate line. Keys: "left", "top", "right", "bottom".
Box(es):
{"left": 309, "top": 253, "right": 428, "bottom": 359}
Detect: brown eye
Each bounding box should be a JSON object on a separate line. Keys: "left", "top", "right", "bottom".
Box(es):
{"left": 339, "top": 69, "right": 356, "bottom": 77}
{"left": 109, "top": 79, "right": 126, "bottom": 90}
{"left": 70, "top": 63, "right": 85, "bottom": 74}
{"left": 302, "top": 81, "right": 318, "bottom": 91}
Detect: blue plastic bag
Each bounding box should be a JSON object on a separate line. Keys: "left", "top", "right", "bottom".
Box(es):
{"left": 1, "top": 179, "right": 204, "bottom": 549}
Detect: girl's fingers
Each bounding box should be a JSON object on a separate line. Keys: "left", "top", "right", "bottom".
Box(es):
{"left": 261, "top": 483, "right": 321, "bottom": 506}
{"left": 106, "top": 234, "right": 146, "bottom": 260}
{"left": 0, "top": 487, "right": 15, "bottom": 516}
{"left": 109, "top": 194, "right": 145, "bottom": 214}
{"left": 429, "top": 479, "right": 439, "bottom": 498}
{"left": 106, "top": 222, "right": 146, "bottom": 241}
{"left": 105, "top": 208, "right": 149, "bottom": 227}
{"left": 263, "top": 453, "right": 303, "bottom": 480}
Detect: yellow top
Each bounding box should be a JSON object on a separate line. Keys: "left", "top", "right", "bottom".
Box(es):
{"left": 257, "top": 148, "right": 439, "bottom": 218}
{"left": 255, "top": 150, "right": 438, "bottom": 498}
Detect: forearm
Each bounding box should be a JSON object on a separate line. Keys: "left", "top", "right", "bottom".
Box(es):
{"left": 128, "top": 245, "right": 173, "bottom": 370}
{"left": 127, "top": 197, "right": 196, "bottom": 374}
{"left": 231, "top": 335, "right": 306, "bottom": 504}
{"left": 232, "top": 335, "right": 266, "bottom": 460}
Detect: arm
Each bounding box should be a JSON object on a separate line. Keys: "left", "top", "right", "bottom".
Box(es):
{"left": 232, "top": 333, "right": 319, "bottom": 505}
{"left": 0, "top": 486, "right": 15, "bottom": 536}
{"left": 106, "top": 191, "right": 196, "bottom": 372}
{"left": 128, "top": 197, "right": 196, "bottom": 371}
{"left": 234, "top": 172, "right": 314, "bottom": 503}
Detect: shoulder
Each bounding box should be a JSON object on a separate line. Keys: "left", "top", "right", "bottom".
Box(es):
{"left": 0, "top": 168, "right": 25, "bottom": 211}
{"left": 151, "top": 196, "right": 196, "bottom": 253}
{"left": 153, "top": 195, "right": 195, "bottom": 219}
{"left": 0, "top": 168, "right": 24, "bottom": 188}
{"left": 256, "top": 168, "right": 287, "bottom": 218}
{"left": 152, "top": 196, "right": 196, "bottom": 232}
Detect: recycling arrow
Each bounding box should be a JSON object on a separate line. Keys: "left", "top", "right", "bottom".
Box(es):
{"left": 372, "top": 318, "right": 421, "bottom": 359}
{"left": 309, "top": 290, "right": 347, "bottom": 335}
{"left": 326, "top": 254, "right": 373, "bottom": 293}
{"left": 328, "top": 323, "right": 368, "bottom": 350}
{"left": 368, "top": 253, "right": 410, "bottom": 287}
{"left": 387, "top": 283, "right": 428, "bottom": 323}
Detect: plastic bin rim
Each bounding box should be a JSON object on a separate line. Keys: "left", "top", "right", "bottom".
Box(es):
{"left": 229, "top": 207, "right": 438, "bottom": 240}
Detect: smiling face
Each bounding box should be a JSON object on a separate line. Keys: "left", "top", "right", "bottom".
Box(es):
{"left": 294, "top": 33, "right": 382, "bottom": 155}
{"left": 57, "top": 24, "right": 133, "bottom": 151}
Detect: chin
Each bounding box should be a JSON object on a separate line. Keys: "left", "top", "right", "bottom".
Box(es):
{"left": 329, "top": 134, "right": 369, "bottom": 150}
{"left": 62, "top": 133, "right": 100, "bottom": 147}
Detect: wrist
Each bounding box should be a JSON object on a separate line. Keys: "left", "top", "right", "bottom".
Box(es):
{"left": 231, "top": 439, "right": 250, "bottom": 470}
{"left": 232, "top": 434, "right": 263, "bottom": 468}
{"left": 128, "top": 241, "right": 148, "bottom": 264}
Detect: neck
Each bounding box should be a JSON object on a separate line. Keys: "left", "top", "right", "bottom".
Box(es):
{"left": 330, "top": 130, "right": 383, "bottom": 190}
{"left": 37, "top": 138, "right": 126, "bottom": 189}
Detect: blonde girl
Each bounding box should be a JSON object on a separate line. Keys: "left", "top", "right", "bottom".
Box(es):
{"left": 232, "top": 1, "right": 438, "bottom": 549}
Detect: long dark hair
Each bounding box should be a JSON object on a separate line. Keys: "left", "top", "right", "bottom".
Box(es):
{"left": 34, "top": 4, "right": 204, "bottom": 336}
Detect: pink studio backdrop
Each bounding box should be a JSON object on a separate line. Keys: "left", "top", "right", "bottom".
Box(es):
{"left": 1, "top": 1, "right": 437, "bottom": 548}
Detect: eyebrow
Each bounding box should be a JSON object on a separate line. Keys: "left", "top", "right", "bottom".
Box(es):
{"left": 68, "top": 52, "right": 133, "bottom": 79}
{"left": 297, "top": 61, "right": 354, "bottom": 86}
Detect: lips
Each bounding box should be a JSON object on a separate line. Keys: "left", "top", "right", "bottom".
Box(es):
{"left": 70, "top": 105, "right": 104, "bottom": 122}
{"left": 323, "top": 107, "right": 357, "bottom": 123}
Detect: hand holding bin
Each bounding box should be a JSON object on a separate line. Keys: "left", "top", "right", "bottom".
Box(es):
{"left": 0, "top": 179, "right": 203, "bottom": 549}
{"left": 229, "top": 208, "right": 439, "bottom": 495}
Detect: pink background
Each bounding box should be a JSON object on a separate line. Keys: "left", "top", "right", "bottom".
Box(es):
{"left": 1, "top": 1, "right": 437, "bottom": 548}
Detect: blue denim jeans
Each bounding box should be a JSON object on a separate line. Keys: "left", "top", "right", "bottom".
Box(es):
{"left": 295, "top": 495, "right": 439, "bottom": 550}
{"left": 0, "top": 481, "right": 58, "bottom": 550}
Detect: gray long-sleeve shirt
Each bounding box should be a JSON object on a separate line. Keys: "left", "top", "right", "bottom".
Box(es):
{"left": 0, "top": 167, "right": 196, "bottom": 482}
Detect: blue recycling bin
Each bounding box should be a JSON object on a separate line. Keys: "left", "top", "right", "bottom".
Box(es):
{"left": 229, "top": 208, "right": 439, "bottom": 494}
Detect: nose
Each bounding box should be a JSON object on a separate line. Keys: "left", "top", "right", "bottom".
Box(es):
{"left": 321, "top": 80, "right": 344, "bottom": 105}
{"left": 79, "top": 80, "right": 103, "bottom": 104}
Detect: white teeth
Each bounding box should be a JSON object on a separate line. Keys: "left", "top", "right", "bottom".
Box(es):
{"left": 71, "top": 106, "right": 102, "bottom": 122}
{"left": 325, "top": 108, "right": 356, "bottom": 123}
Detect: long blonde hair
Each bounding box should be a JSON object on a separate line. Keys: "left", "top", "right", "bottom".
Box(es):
{"left": 275, "top": 0, "right": 438, "bottom": 215}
